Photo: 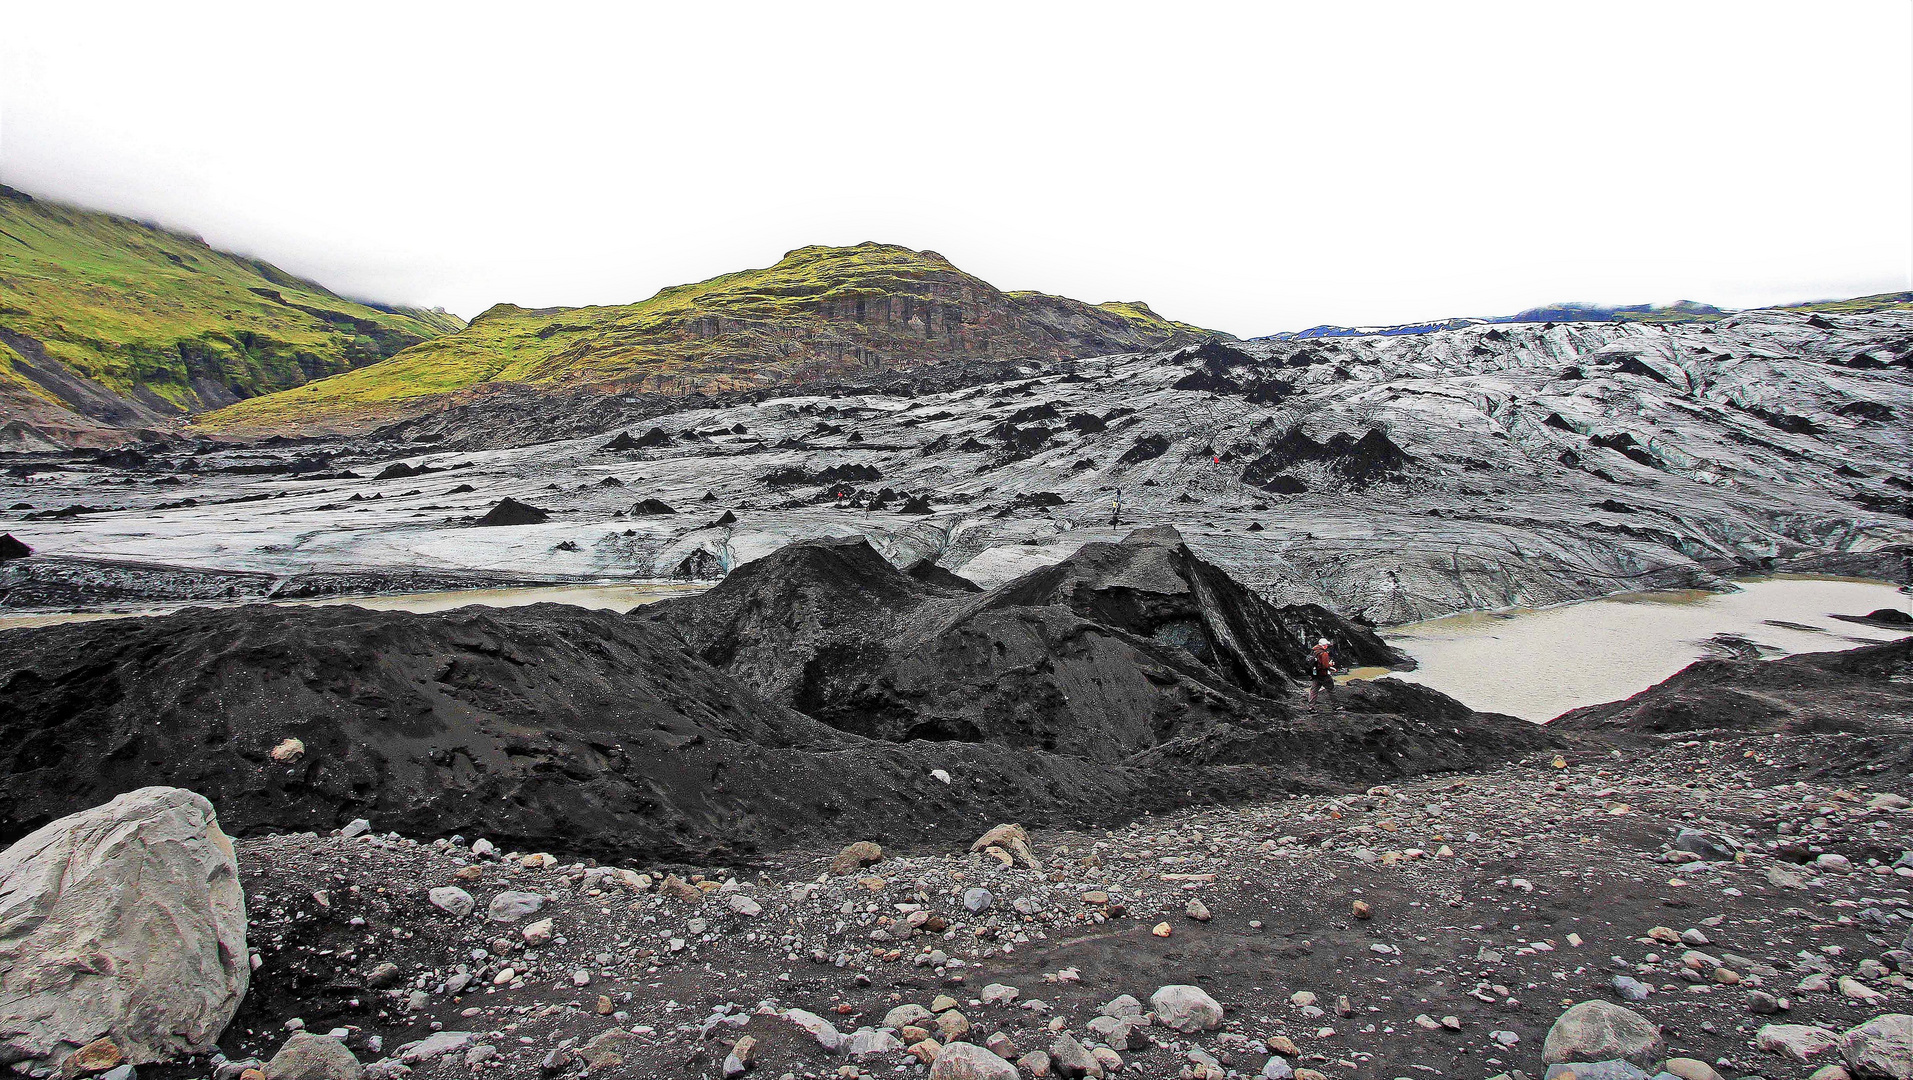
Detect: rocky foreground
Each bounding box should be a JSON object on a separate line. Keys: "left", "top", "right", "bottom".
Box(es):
{"left": 16, "top": 729, "right": 1913, "bottom": 1080}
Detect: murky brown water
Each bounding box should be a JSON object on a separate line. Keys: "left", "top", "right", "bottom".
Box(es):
{"left": 0, "top": 582, "right": 709, "bottom": 631}
{"left": 1344, "top": 575, "right": 1910, "bottom": 723}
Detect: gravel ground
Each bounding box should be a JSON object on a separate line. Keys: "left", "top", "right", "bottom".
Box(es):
{"left": 173, "top": 730, "right": 1913, "bottom": 1080}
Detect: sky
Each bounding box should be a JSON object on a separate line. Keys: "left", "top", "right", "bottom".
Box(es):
{"left": 2, "top": 1, "right": 1909, "bottom": 336}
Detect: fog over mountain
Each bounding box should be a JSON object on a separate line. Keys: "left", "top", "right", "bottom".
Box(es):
{"left": 2, "top": 2, "right": 1907, "bottom": 332}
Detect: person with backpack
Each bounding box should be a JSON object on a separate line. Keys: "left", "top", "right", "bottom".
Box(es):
{"left": 1307, "top": 637, "right": 1338, "bottom": 710}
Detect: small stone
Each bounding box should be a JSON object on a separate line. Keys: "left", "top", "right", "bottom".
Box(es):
{"left": 723, "top": 1034, "right": 756, "bottom": 1078}
{"left": 1756, "top": 1022, "right": 1840, "bottom": 1063}
{"left": 72, "top": 1039, "right": 125, "bottom": 1073}
{"left": 927, "top": 1042, "right": 1015, "bottom": 1079}
{"left": 1542, "top": 1064, "right": 1648, "bottom": 1080}
{"left": 980, "top": 983, "right": 1019, "bottom": 1007}
{"left": 1662, "top": 1058, "right": 1722, "bottom": 1080}
{"left": 830, "top": 841, "right": 884, "bottom": 875}
{"left": 884, "top": 1004, "right": 933, "bottom": 1029}
{"left": 1351, "top": 900, "right": 1371, "bottom": 919}
{"left": 427, "top": 887, "right": 473, "bottom": 917}
{"left": 1610, "top": 976, "right": 1652, "bottom": 1002}
{"left": 935, "top": 1010, "right": 971, "bottom": 1042}
{"left": 1047, "top": 1033, "right": 1100, "bottom": 1079}
{"left": 520, "top": 918, "right": 553, "bottom": 946}
{"left": 1841, "top": 976, "right": 1886, "bottom": 1003}
{"left": 486, "top": 890, "right": 544, "bottom": 923}
{"left": 907, "top": 1039, "right": 942, "bottom": 1065}
{"left": 339, "top": 819, "right": 371, "bottom": 839}
{"left": 264, "top": 1034, "right": 363, "bottom": 1080}
{"left": 1747, "top": 990, "right": 1780, "bottom": 1014}
{"left": 1185, "top": 898, "right": 1211, "bottom": 922}
{"left": 1152, "top": 922, "right": 1172, "bottom": 938}
{"left": 783, "top": 1008, "right": 845, "bottom": 1052}
{"left": 270, "top": 737, "right": 305, "bottom": 763}
{"left": 962, "top": 888, "right": 993, "bottom": 913}
{"left": 844, "top": 1028, "right": 904, "bottom": 1057}
{"left": 932, "top": 994, "right": 961, "bottom": 1013}
{"left": 726, "top": 894, "right": 762, "bottom": 917}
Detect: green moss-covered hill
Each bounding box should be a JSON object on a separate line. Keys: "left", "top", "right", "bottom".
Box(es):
{"left": 0, "top": 185, "right": 462, "bottom": 445}
{"left": 202, "top": 242, "right": 1220, "bottom": 435}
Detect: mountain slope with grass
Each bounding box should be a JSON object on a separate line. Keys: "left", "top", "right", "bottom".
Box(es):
{"left": 199, "top": 242, "right": 1220, "bottom": 435}
{"left": 0, "top": 185, "right": 462, "bottom": 446}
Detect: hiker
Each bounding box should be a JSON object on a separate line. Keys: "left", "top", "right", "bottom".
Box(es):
{"left": 1307, "top": 637, "right": 1338, "bottom": 709}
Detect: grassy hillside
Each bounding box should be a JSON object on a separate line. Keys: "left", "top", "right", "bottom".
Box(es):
{"left": 1778, "top": 291, "right": 1913, "bottom": 316}
{"left": 0, "top": 185, "right": 461, "bottom": 435}
{"left": 202, "top": 243, "right": 1218, "bottom": 434}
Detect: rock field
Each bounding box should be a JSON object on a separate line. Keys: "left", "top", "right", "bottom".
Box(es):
{"left": 154, "top": 730, "right": 1913, "bottom": 1080}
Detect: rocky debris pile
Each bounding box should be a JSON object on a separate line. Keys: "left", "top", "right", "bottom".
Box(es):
{"left": 1553, "top": 637, "right": 1913, "bottom": 740}
{"left": 143, "top": 730, "right": 1913, "bottom": 1079}
{"left": 646, "top": 528, "right": 1493, "bottom": 767}
{"left": 1241, "top": 427, "right": 1418, "bottom": 494}
{"left": 0, "top": 530, "right": 1551, "bottom": 858}
{"left": 473, "top": 497, "right": 549, "bottom": 526}
{"left": 0, "top": 787, "right": 248, "bottom": 1073}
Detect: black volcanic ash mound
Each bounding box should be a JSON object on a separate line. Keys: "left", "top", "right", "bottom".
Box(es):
{"left": 648, "top": 528, "right": 1524, "bottom": 772}
{"left": 475, "top": 497, "right": 549, "bottom": 525}
{"left": 0, "top": 603, "right": 1138, "bottom": 858}
{"left": 0, "top": 531, "right": 1550, "bottom": 863}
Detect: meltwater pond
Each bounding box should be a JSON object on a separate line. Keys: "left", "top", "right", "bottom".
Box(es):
{"left": 1351, "top": 575, "right": 1910, "bottom": 723}
{"left": 0, "top": 581, "right": 709, "bottom": 631}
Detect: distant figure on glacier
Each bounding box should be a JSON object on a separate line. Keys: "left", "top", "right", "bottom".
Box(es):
{"left": 1307, "top": 637, "right": 1338, "bottom": 710}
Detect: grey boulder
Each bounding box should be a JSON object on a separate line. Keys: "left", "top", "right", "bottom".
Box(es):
{"left": 928, "top": 1042, "right": 1019, "bottom": 1080}
{"left": 1544, "top": 1063, "right": 1651, "bottom": 1080}
{"left": 1845, "top": 1014, "right": 1913, "bottom": 1079}
{"left": 1543, "top": 1001, "right": 1665, "bottom": 1068}
{"left": 1150, "top": 984, "right": 1223, "bottom": 1033}
{"left": 485, "top": 890, "right": 544, "bottom": 923}
{"left": 0, "top": 787, "right": 248, "bottom": 1071}
{"left": 265, "top": 1034, "right": 364, "bottom": 1080}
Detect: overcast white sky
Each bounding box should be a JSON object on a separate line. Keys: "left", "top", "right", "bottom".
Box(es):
{"left": 2, "top": 1, "right": 1909, "bottom": 335}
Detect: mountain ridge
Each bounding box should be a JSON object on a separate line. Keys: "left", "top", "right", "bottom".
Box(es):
{"left": 0, "top": 184, "right": 462, "bottom": 447}
{"left": 196, "top": 242, "right": 1222, "bottom": 436}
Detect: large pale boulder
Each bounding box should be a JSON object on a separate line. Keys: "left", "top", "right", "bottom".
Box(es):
{"left": 1150, "top": 984, "right": 1224, "bottom": 1032}
{"left": 0, "top": 787, "right": 248, "bottom": 1070}
{"left": 1542, "top": 1001, "right": 1664, "bottom": 1067}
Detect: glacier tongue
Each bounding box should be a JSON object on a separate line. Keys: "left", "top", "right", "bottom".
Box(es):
{"left": 2, "top": 307, "right": 1908, "bottom": 623}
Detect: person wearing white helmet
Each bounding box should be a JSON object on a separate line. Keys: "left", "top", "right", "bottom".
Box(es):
{"left": 1307, "top": 637, "right": 1338, "bottom": 710}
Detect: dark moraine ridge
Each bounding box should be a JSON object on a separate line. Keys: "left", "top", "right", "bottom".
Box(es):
{"left": 0, "top": 530, "right": 1552, "bottom": 858}
{"left": 1551, "top": 636, "right": 1913, "bottom": 739}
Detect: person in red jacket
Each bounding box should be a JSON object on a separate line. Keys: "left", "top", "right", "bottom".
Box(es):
{"left": 1307, "top": 637, "right": 1338, "bottom": 710}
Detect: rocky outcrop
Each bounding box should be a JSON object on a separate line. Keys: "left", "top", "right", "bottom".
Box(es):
{"left": 0, "top": 787, "right": 248, "bottom": 1071}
